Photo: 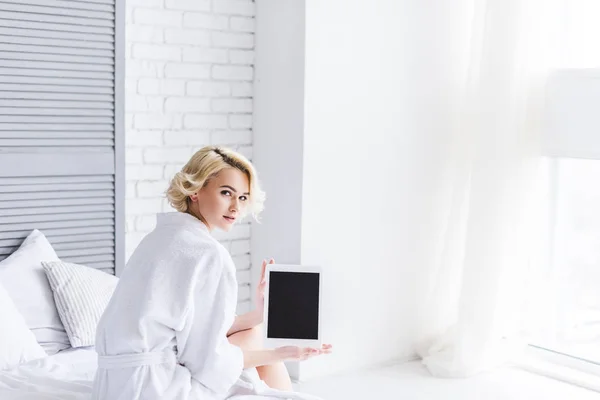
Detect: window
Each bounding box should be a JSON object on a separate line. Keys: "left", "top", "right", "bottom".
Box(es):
{"left": 527, "top": 67, "right": 600, "bottom": 383}
{"left": 530, "top": 1, "right": 600, "bottom": 364}
{"left": 533, "top": 157, "right": 600, "bottom": 365}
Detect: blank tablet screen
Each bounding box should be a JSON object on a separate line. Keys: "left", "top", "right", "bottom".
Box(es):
{"left": 267, "top": 271, "right": 320, "bottom": 340}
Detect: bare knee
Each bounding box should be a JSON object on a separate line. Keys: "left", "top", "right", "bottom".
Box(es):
{"left": 246, "top": 323, "right": 263, "bottom": 349}
{"left": 228, "top": 323, "right": 264, "bottom": 351}
{"left": 256, "top": 362, "right": 292, "bottom": 391}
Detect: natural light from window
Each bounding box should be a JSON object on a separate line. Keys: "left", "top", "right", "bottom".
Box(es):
{"left": 527, "top": 0, "right": 600, "bottom": 370}
{"left": 535, "top": 158, "right": 600, "bottom": 365}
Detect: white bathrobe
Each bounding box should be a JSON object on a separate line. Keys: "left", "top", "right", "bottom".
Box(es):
{"left": 92, "top": 212, "right": 323, "bottom": 400}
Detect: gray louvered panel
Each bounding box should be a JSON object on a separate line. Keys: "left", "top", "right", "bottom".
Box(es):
{"left": 0, "top": 109, "right": 114, "bottom": 118}
{"left": 1, "top": 147, "right": 113, "bottom": 153}
{"left": 55, "top": 246, "right": 115, "bottom": 257}
{"left": 0, "top": 139, "right": 114, "bottom": 147}
{"left": 0, "top": 34, "right": 114, "bottom": 50}
{"left": 0, "top": 175, "right": 113, "bottom": 185}
{"left": 1, "top": 219, "right": 113, "bottom": 234}
{"left": 0, "top": 204, "right": 114, "bottom": 217}
{"left": 0, "top": 153, "right": 114, "bottom": 177}
{"left": 48, "top": 232, "right": 115, "bottom": 244}
{"left": 2, "top": 211, "right": 114, "bottom": 224}
{"left": 0, "top": 191, "right": 113, "bottom": 201}
{"left": 0, "top": 225, "right": 114, "bottom": 240}
{"left": 62, "top": 254, "right": 115, "bottom": 264}
{"left": 1, "top": 60, "right": 113, "bottom": 73}
{"left": 0, "top": 232, "right": 114, "bottom": 248}
{"left": 0, "top": 77, "right": 113, "bottom": 89}
{"left": 2, "top": 0, "right": 114, "bottom": 13}
{"left": 0, "top": 51, "right": 113, "bottom": 66}
{"left": 0, "top": 131, "right": 114, "bottom": 139}
{"left": 95, "top": 267, "right": 115, "bottom": 275}
{"left": 0, "top": 83, "right": 114, "bottom": 94}
{"left": 1, "top": 73, "right": 114, "bottom": 90}
{"left": 0, "top": 241, "right": 114, "bottom": 256}
{"left": 0, "top": 116, "right": 113, "bottom": 124}
{"left": 0, "top": 68, "right": 113, "bottom": 80}
{"left": 0, "top": 28, "right": 114, "bottom": 45}
{"left": 0, "top": 246, "right": 16, "bottom": 256}
{"left": 0, "top": 0, "right": 121, "bottom": 274}
{"left": 0, "top": 15, "right": 114, "bottom": 35}
{"left": 0, "top": 124, "right": 114, "bottom": 131}
{"left": 0, "top": 43, "right": 114, "bottom": 58}
{"left": 0, "top": 238, "right": 20, "bottom": 248}
{"left": 0, "top": 1, "right": 114, "bottom": 19}
{"left": 0, "top": 181, "right": 113, "bottom": 192}
{"left": 0, "top": 100, "right": 114, "bottom": 108}
{"left": 0, "top": 93, "right": 114, "bottom": 102}
{"left": 0, "top": 198, "right": 114, "bottom": 209}
{"left": 88, "top": 262, "right": 115, "bottom": 270}
{"left": 0, "top": 10, "right": 114, "bottom": 28}
{"left": 71, "top": 0, "right": 115, "bottom": 4}
{"left": 46, "top": 226, "right": 114, "bottom": 237}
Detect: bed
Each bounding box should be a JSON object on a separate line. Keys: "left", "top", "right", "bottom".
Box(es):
{"left": 0, "top": 224, "right": 119, "bottom": 399}
{"left": 0, "top": 348, "right": 97, "bottom": 400}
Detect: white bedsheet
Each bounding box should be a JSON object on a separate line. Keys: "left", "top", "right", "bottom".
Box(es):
{"left": 0, "top": 348, "right": 97, "bottom": 400}
{"left": 0, "top": 349, "right": 324, "bottom": 400}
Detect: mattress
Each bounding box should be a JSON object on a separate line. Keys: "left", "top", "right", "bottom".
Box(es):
{"left": 0, "top": 348, "right": 97, "bottom": 400}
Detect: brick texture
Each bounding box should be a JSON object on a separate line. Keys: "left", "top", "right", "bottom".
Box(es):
{"left": 125, "top": 0, "right": 255, "bottom": 312}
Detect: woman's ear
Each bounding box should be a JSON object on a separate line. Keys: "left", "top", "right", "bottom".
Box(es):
{"left": 189, "top": 192, "right": 198, "bottom": 202}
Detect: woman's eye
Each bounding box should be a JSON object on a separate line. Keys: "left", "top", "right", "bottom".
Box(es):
{"left": 221, "top": 190, "right": 231, "bottom": 196}
{"left": 239, "top": 195, "right": 248, "bottom": 202}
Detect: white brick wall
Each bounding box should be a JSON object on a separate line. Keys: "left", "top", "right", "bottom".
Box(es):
{"left": 125, "top": 0, "right": 255, "bottom": 313}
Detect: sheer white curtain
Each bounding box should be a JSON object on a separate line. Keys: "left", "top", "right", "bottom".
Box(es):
{"left": 414, "top": 0, "right": 566, "bottom": 377}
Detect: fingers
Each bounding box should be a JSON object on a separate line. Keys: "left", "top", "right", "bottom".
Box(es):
{"left": 305, "top": 345, "right": 332, "bottom": 358}
{"left": 277, "top": 345, "right": 332, "bottom": 362}
{"left": 260, "top": 259, "right": 267, "bottom": 283}
{"left": 299, "top": 347, "right": 320, "bottom": 361}
{"left": 302, "top": 345, "right": 332, "bottom": 359}
{"left": 260, "top": 258, "right": 275, "bottom": 284}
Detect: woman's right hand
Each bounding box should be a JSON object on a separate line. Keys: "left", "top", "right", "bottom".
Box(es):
{"left": 274, "top": 344, "right": 333, "bottom": 361}
{"left": 242, "top": 345, "right": 333, "bottom": 368}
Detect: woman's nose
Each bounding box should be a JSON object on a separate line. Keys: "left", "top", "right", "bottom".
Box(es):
{"left": 230, "top": 199, "right": 239, "bottom": 212}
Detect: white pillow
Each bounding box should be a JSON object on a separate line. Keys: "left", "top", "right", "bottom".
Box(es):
{"left": 0, "top": 230, "right": 70, "bottom": 355}
{"left": 41, "top": 261, "right": 118, "bottom": 348}
{"left": 0, "top": 280, "right": 46, "bottom": 370}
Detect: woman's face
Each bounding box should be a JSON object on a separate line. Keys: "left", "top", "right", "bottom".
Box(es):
{"left": 190, "top": 168, "right": 250, "bottom": 232}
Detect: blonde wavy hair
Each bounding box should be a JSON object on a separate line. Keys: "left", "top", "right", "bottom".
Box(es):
{"left": 166, "top": 146, "right": 265, "bottom": 221}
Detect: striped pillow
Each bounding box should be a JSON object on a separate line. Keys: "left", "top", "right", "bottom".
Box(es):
{"left": 41, "top": 261, "right": 118, "bottom": 348}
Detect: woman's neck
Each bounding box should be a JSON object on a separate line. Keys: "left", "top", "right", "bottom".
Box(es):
{"left": 186, "top": 207, "right": 211, "bottom": 231}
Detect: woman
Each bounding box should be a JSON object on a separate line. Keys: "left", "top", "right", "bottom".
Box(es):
{"left": 92, "top": 146, "right": 331, "bottom": 400}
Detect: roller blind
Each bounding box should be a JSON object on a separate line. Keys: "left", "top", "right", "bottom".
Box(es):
{"left": 543, "top": 69, "right": 600, "bottom": 160}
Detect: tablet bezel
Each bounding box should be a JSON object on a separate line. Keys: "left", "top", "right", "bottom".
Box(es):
{"left": 263, "top": 264, "right": 322, "bottom": 348}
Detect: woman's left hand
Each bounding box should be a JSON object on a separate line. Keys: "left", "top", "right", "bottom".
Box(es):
{"left": 255, "top": 258, "right": 274, "bottom": 323}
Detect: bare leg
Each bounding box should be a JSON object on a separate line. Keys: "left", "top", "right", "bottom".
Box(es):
{"left": 256, "top": 362, "right": 293, "bottom": 391}
{"left": 227, "top": 324, "right": 293, "bottom": 391}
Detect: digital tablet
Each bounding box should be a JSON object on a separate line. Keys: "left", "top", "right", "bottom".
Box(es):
{"left": 263, "top": 264, "right": 322, "bottom": 348}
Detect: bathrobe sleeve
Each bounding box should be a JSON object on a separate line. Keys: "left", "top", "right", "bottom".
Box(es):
{"left": 176, "top": 247, "right": 244, "bottom": 396}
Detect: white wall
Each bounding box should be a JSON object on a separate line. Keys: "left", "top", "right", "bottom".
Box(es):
{"left": 124, "top": 0, "right": 257, "bottom": 312}
{"left": 251, "top": 0, "right": 306, "bottom": 288}
{"left": 253, "top": 0, "right": 438, "bottom": 380}
{"left": 302, "top": 0, "right": 428, "bottom": 379}
{"left": 252, "top": 0, "right": 306, "bottom": 379}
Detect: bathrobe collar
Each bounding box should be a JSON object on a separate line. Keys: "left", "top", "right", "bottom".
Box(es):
{"left": 156, "top": 212, "right": 209, "bottom": 234}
